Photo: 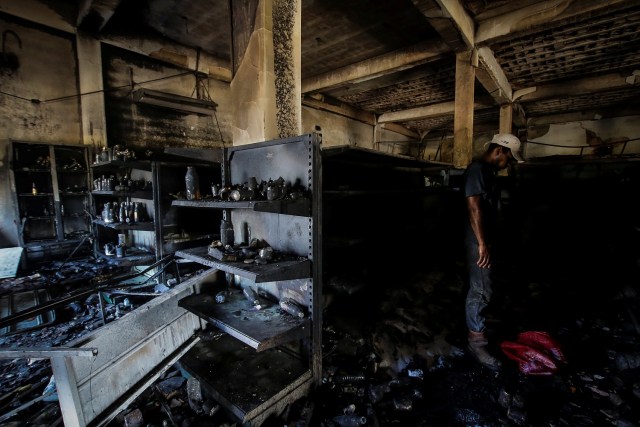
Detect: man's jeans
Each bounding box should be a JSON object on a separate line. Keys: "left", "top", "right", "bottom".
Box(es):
{"left": 466, "top": 240, "right": 493, "bottom": 332}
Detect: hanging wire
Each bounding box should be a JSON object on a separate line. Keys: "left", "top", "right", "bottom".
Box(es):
{"left": 0, "top": 71, "right": 193, "bottom": 104}
{"left": 2, "top": 65, "right": 227, "bottom": 144}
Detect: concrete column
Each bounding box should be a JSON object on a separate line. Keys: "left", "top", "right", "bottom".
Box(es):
{"left": 76, "top": 32, "right": 107, "bottom": 150}
{"left": 453, "top": 50, "right": 475, "bottom": 168}
{"left": 499, "top": 104, "right": 513, "bottom": 134}
{"left": 230, "top": 0, "right": 301, "bottom": 146}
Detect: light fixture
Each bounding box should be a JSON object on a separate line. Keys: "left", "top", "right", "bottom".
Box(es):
{"left": 133, "top": 88, "right": 217, "bottom": 116}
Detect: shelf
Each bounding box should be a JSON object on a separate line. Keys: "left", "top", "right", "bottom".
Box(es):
{"left": 95, "top": 248, "right": 156, "bottom": 266}
{"left": 163, "top": 234, "right": 217, "bottom": 253}
{"left": 93, "top": 219, "right": 154, "bottom": 231}
{"left": 179, "top": 333, "right": 312, "bottom": 423}
{"left": 60, "top": 192, "right": 90, "bottom": 196}
{"left": 171, "top": 198, "right": 311, "bottom": 216}
{"left": 15, "top": 168, "right": 51, "bottom": 173}
{"left": 19, "top": 193, "right": 53, "bottom": 197}
{"left": 63, "top": 213, "right": 89, "bottom": 218}
{"left": 323, "top": 187, "right": 452, "bottom": 196}
{"left": 25, "top": 215, "right": 56, "bottom": 220}
{"left": 91, "top": 190, "right": 153, "bottom": 200}
{"left": 91, "top": 160, "right": 152, "bottom": 171}
{"left": 174, "top": 246, "right": 311, "bottom": 283}
{"left": 57, "top": 169, "right": 87, "bottom": 174}
{"left": 179, "top": 291, "right": 309, "bottom": 351}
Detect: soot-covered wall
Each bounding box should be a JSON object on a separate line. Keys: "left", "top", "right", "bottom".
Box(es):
{"left": 102, "top": 44, "right": 231, "bottom": 151}
{"left": 0, "top": 14, "right": 81, "bottom": 246}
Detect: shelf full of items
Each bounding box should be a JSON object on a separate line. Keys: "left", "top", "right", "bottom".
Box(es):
{"left": 172, "top": 134, "right": 323, "bottom": 425}
{"left": 9, "top": 141, "right": 93, "bottom": 262}
{"left": 90, "top": 145, "right": 158, "bottom": 265}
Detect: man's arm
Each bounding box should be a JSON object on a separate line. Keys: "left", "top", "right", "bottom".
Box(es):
{"left": 467, "top": 195, "right": 491, "bottom": 268}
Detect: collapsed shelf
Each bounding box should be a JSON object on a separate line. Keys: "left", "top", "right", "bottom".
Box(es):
{"left": 175, "top": 246, "right": 311, "bottom": 283}
{"left": 179, "top": 291, "right": 309, "bottom": 351}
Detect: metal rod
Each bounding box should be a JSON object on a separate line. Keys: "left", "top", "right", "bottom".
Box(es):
{"left": 98, "top": 291, "right": 106, "bottom": 326}
{"left": 0, "top": 347, "right": 97, "bottom": 358}
{"left": 0, "top": 392, "right": 55, "bottom": 423}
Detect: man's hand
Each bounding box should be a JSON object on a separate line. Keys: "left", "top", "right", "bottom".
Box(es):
{"left": 477, "top": 243, "right": 491, "bottom": 268}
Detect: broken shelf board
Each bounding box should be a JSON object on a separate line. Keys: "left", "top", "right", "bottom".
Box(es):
{"left": 179, "top": 333, "right": 312, "bottom": 424}
{"left": 179, "top": 291, "right": 309, "bottom": 351}
{"left": 174, "top": 246, "right": 311, "bottom": 283}
{"left": 171, "top": 199, "right": 311, "bottom": 216}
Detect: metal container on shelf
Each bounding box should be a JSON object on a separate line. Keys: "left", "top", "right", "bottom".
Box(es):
{"left": 220, "top": 219, "right": 234, "bottom": 245}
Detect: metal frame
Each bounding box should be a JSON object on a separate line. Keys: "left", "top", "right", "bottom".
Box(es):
{"left": 0, "top": 269, "right": 218, "bottom": 426}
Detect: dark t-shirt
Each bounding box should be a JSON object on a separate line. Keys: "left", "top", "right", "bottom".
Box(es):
{"left": 463, "top": 160, "right": 499, "bottom": 244}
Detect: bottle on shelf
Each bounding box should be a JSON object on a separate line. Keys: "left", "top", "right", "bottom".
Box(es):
{"left": 32, "top": 182, "right": 38, "bottom": 195}
{"left": 243, "top": 287, "right": 262, "bottom": 310}
{"left": 279, "top": 298, "right": 306, "bottom": 318}
{"left": 185, "top": 166, "right": 201, "bottom": 200}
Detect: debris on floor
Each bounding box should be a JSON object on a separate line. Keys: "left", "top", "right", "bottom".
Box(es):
{"left": 0, "top": 256, "right": 639, "bottom": 426}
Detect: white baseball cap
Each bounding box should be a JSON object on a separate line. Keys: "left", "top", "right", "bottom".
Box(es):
{"left": 491, "top": 133, "right": 524, "bottom": 163}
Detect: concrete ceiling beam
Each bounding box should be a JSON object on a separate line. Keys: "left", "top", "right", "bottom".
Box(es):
{"left": 301, "top": 40, "right": 450, "bottom": 94}
{"left": 476, "top": 0, "right": 632, "bottom": 45}
{"left": 103, "top": 35, "right": 232, "bottom": 82}
{"left": 527, "top": 106, "right": 640, "bottom": 127}
{"left": 377, "top": 99, "right": 493, "bottom": 123}
{"left": 515, "top": 72, "right": 639, "bottom": 103}
{"left": 0, "top": 0, "right": 75, "bottom": 33}
{"left": 77, "top": 0, "right": 123, "bottom": 32}
{"left": 412, "top": 0, "right": 475, "bottom": 51}
{"left": 302, "top": 95, "right": 376, "bottom": 126}
{"left": 380, "top": 122, "right": 420, "bottom": 139}
{"left": 475, "top": 46, "right": 512, "bottom": 104}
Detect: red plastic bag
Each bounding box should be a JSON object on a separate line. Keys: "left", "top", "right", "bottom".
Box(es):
{"left": 500, "top": 331, "right": 567, "bottom": 375}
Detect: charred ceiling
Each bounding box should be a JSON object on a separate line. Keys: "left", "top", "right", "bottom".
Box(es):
{"left": 34, "top": 0, "right": 640, "bottom": 136}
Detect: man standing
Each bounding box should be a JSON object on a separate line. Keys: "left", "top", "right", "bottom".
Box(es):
{"left": 463, "top": 133, "right": 524, "bottom": 370}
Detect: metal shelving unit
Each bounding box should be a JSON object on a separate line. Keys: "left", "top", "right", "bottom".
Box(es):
{"left": 9, "top": 141, "right": 93, "bottom": 262}
{"left": 172, "top": 133, "right": 322, "bottom": 425}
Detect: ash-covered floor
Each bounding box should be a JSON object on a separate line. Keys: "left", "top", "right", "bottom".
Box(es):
{"left": 0, "top": 249, "right": 638, "bottom": 427}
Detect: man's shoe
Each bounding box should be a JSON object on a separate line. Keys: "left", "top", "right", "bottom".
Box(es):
{"left": 468, "top": 331, "right": 502, "bottom": 371}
